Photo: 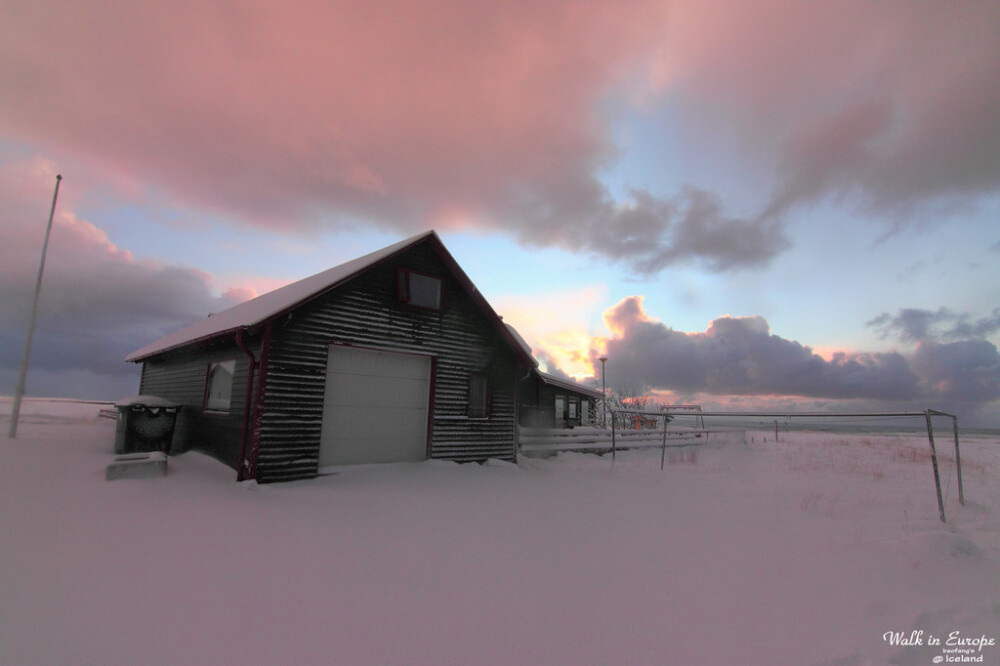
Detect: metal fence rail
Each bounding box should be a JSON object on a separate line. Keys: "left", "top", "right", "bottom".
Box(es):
{"left": 611, "top": 408, "right": 714, "bottom": 469}
{"left": 520, "top": 409, "right": 738, "bottom": 469}
{"left": 519, "top": 428, "right": 721, "bottom": 452}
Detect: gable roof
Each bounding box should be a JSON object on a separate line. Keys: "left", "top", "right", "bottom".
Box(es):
{"left": 125, "top": 230, "right": 536, "bottom": 367}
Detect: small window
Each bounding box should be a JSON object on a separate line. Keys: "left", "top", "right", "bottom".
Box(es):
{"left": 555, "top": 395, "right": 566, "bottom": 421}
{"left": 469, "top": 373, "right": 490, "bottom": 419}
{"left": 398, "top": 268, "right": 441, "bottom": 310}
{"left": 205, "top": 360, "right": 236, "bottom": 412}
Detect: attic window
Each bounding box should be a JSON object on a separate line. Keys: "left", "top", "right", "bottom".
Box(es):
{"left": 204, "top": 360, "right": 236, "bottom": 412}
{"left": 397, "top": 268, "right": 441, "bottom": 310}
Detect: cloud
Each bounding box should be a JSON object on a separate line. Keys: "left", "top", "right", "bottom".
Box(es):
{"left": 512, "top": 186, "right": 790, "bottom": 273}
{"left": 533, "top": 351, "right": 573, "bottom": 381}
{"left": 596, "top": 297, "right": 1000, "bottom": 404}
{"left": 911, "top": 339, "right": 1000, "bottom": 404}
{"left": 0, "top": 2, "right": 672, "bottom": 250}
{"left": 493, "top": 285, "right": 607, "bottom": 378}
{"left": 658, "top": 2, "right": 1000, "bottom": 221}
{"left": 0, "top": 157, "right": 252, "bottom": 397}
{"left": 3, "top": 1, "right": 996, "bottom": 273}
{"left": 868, "top": 307, "right": 1000, "bottom": 344}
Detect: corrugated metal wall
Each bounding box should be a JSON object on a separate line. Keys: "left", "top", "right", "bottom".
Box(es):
{"left": 138, "top": 340, "right": 254, "bottom": 468}
{"left": 256, "top": 243, "right": 519, "bottom": 482}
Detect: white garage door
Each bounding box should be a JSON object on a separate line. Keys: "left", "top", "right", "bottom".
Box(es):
{"left": 319, "top": 345, "right": 431, "bottom": 467}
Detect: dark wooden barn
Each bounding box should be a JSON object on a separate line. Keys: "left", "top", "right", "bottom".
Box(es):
{"left": 125, "top": 231, "right": 536, "bottom": 483}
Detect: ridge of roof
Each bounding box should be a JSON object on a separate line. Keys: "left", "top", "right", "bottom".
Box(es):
{"left": 125, "top": 231, "right": 437, "bottom": 362}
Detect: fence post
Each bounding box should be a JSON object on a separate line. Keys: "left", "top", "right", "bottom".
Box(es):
{"left": 660, "top": 415, "right": 668, "bottom": 470}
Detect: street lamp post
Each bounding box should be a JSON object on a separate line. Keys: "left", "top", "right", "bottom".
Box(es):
{"left": 599, "top": 355, "right": 608, "bottom": 428}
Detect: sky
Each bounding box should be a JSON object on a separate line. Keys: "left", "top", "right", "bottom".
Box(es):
{"left": 2, "top": 0, "right": 999, "bottom": 425}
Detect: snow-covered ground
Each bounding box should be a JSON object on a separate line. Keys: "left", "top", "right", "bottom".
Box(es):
{"left": 1, "top": 401, "right": 998, "bottom": 665}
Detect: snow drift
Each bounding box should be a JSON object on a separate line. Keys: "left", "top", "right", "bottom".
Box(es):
{"left": 1, "top": 402, "right": 998, "bottom": 665}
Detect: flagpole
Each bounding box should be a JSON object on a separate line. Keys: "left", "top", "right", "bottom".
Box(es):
{"left": 8, "top": 174, "right": 62, "bottom": 439}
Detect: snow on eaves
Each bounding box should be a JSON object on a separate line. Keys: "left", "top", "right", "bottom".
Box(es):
{"left": 504, "top": 324, "right": 534, "bottom": 361}
{"left": 124, "top": 231, "right": 437, "bottom": 362}
{"left": 537, "top": 371, "right": 603, "bottom": 398}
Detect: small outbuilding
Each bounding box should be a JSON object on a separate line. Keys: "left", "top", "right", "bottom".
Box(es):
{"left": 125, "top": 231, "right": 536, "bottom": 482}
{"left": 519, "top": 370, "right": 604, "bottom": 429}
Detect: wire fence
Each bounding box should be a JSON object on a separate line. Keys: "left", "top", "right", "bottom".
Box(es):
{"left": 656, "top": 407, "right": 964, "bottom": 523}
{"left": 520, "top": 406, "right": 965, "bottom": 524}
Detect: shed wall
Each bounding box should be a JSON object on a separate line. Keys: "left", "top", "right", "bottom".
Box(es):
{"left": 138, "top": 340, "right": 255, "bottom": 469}
{"left": 255, "top": 243, "right": 520, "bottom": 482}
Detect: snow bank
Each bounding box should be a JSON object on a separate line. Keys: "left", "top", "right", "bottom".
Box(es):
{"left": 1, "top": 412, "right": 998, "bottom": 665}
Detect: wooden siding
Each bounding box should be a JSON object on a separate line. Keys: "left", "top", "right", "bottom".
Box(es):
{"left": 138, "top": 340, "right": 256, "bottom": 469}
{"left": 255, "top": 242, "right": 519, "bottom": 482}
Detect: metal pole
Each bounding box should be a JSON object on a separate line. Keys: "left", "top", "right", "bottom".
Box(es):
{"left": 660, "top": 415, "right": 668, "bottom": 470}
{"left": 599, "top": 356, "right": 608, "bottom": 428}
{"left": 924, "top": 410, "right": 946, "bottom": 523}
{"left": 8, "top": 174, "right": 62, "bottom": 439}
{"left": 951, "top": 415, "right": 964, "bottom": 505}
{"left": 927, "top": 408, "right": 965, "bottom": 506}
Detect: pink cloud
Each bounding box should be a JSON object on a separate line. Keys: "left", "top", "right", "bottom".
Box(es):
{"left": 0, "top": 1, "right": 665, "bottom": 227}
{"left": 1, "top": 1, "right": 997, "bottom": 271}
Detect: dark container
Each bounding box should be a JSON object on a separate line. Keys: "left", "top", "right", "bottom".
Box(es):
{"left": 113, "top": 396, "right": 181, "bottom": 454}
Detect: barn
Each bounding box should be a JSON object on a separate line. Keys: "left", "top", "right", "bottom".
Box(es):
{"left": 125, "top": 231, "right": 536, "bottom": 482}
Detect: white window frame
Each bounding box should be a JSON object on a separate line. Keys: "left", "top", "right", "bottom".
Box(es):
{"left": 204, "top": 359, "right": 236, "bottom": 413}
{"left": 397, "top": 268, "right": 442, "bottom": 310}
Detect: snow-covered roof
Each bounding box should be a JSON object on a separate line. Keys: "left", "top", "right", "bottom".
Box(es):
{"left": 114, "top": 395, "right": 182, "bottom": 408}
{"left": 504, "top": 324, "right": 534, "bottom": 360}
{"left": 537, "top": 371, "right": 603, "bottom": 399}
{"left": 126, "top": 230, "right": 534, "bottom": 365}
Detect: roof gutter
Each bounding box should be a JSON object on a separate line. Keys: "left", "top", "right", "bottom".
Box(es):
{"left": 234, "top": 327, "right": 257, "bottom": 482}
{"left": 244, "top": 320, "right": 273, "bottom": 481}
